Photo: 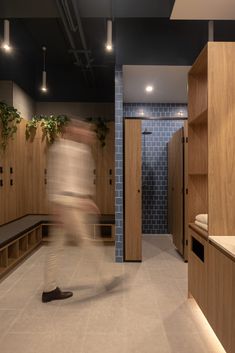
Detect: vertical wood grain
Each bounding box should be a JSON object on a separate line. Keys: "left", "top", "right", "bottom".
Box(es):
{"left": 125, "top": 119, "right": 142, "bottom": 261}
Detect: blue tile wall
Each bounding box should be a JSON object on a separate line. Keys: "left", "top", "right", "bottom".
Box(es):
{"left": 123, "top": 103, "right": 188, "bottom": 118}
{"left": 115, "top": 66, "right": 124, "bottom": 263}
{"left": 141, "top": 119, "right": 184, "bottom": 234}
{"left": 115, "top": 66, "right": 188, "bottom": 261}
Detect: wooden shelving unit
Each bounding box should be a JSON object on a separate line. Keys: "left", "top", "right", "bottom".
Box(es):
{"left": 188, "top": 42, "right": 235, "bottom": 236}
{"left": 0, "top": 225, "right": 42, "bottom": 279}
{"left": 188, "top": 42, "right": 235, "bottom": 353}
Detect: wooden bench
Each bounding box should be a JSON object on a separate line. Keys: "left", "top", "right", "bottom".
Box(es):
{"left": 93, "top": 214, "right": 115, "bottom": 242}
{"left": 0, "top": 215, "right": 52, "bottom": 278}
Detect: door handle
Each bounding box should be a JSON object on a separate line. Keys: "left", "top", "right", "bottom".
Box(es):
{"left": 138, "top": 189, "right": 140, "bottom": 193}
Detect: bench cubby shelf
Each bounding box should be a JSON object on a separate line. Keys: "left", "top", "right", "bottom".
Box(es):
{"left": 0, "top": 226, "right": 42, "bottom": 278}
{"left": 0, "top": 215, "right": 51, "bottom": 279}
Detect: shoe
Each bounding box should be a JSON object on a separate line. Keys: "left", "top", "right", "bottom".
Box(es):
{"left": 42, "top": 287, "right": 73, "bottom": 303}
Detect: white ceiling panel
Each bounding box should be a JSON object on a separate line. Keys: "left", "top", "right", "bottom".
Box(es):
{"left": 171, "top": 0, "right": 235, "bottom": 20}
{"left": 123, "top": 65, "right": 190, "bottom": 103}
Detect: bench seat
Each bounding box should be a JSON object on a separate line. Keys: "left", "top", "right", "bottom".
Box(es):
{"left": 0, "top": 215, "right": 52, "bottom": 248}
{"left": 0, "top": 214, "right": 52, "bottom": 279}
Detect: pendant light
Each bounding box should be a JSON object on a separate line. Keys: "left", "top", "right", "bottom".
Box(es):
{"left": 105, "top": 19, "right": 113, "bottom": 51}
{"left": 41, "top": 46, "right": 47, "bottom": 92}
{"left": 2, "top": 19, "right": 11, "bottom": 52}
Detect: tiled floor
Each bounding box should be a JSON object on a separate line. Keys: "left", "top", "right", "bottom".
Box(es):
{"left": 0, "top": 235, "right": 226, "bottom": 353}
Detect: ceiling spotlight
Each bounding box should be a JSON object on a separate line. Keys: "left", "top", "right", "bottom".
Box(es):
{"left": 2, "top": 20, "right": 12, "bottom": 52}
{"left": 105, "top": 19, "right": 113, "bottom": 52}
{"left": 41, "top": 46, "right": 48, "bottom": 93}
{"left": 145, "top": 85, "right": 154, "bottom": 93}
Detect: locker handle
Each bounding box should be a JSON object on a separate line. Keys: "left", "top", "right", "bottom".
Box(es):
{"left": 10, "top": 167, "right": 13, "bottom": 174}
{"left": 44, "top": 179, "right": 47, "bottom": 185}
{"left": 0, "top": 167, "right": 3, "bottom": 173}
{"left": 109, "top": 179, "right": 112, "bottom": 185}
{"left": 10, "top": 179, "right": 13, "bottom": 186}
{"left": 0, "top": 179, "right": 3, "bottom": 187}
{"left": 109, "top": 169, "right": 112, "bottom": 175}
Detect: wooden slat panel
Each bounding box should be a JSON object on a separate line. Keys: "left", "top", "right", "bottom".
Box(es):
{"left": 207, "top": 243, "right": 234, "bottom": 353}
{"left": 125, "top": 119, "right": 142, "bottom": 261}
{"left": 92, "top": 122, "right": 115, "bottom": 215}
{"left": 208, "top": 42, "right": 235, "bottom": 235}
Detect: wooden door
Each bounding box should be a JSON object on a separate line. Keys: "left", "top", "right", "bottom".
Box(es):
{"left": 183, "top": 121, "right": 188, "bottom": 260}
{"left": 170, "top": 128, "right": 184, "bottom": 255}
{"left": 125, "top": 119, "right": 142, "bottom": 261}
{"left": 168, "top": 139, "right": 173, "bottom": 234}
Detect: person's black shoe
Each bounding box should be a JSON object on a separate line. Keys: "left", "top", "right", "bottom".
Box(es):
{"left": 42, "top": 287, "right": 73, "bottom": 303}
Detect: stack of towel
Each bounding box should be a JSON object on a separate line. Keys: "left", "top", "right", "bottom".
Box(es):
{"left": 195, "top": 214, "right": 208, "bottom": 231}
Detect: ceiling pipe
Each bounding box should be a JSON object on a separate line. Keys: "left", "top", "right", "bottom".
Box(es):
{"left": 61, "top": 0, "right": 78, "bottom": 32}
{"left": 70, "top": 0, "right": 94, "bottom": 71}
{"left": 56, "top": 0, "right": 84, "bottom": 70}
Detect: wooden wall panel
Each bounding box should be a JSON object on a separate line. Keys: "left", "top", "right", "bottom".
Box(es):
{"left": 207, "top": 243, "right": 234, "bottom": 353}
{"left": 208, "top": 43, "right": 235, "bottom": 235}
{"left": 92, "top": 122, "right": 115, "bottom": 215}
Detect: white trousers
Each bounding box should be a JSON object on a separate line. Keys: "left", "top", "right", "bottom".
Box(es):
{"left": 43, "top": 206, "right": 94, "bottom": 292}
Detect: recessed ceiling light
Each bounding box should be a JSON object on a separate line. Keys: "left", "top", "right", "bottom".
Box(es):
{"left": 145, "top": 85, "right": 153, "bottom": 93}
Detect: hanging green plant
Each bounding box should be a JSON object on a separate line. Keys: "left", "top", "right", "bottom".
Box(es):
{"left": 26, "top": 114, "right": 70, "bottom": 144}
{"left": 86, "top": 117, "right": 109, "bottom": 147}
{"left": 0, "top": 101, "right": 22, "bottom": 150}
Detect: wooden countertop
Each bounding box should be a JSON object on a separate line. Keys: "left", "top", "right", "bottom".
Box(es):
{"left": 209, "top": 236, "right": 235, "bottom": 260}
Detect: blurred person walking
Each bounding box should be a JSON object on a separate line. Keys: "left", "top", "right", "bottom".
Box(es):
{"left": 42, "top": 120, "right": 99, "bottom": 303}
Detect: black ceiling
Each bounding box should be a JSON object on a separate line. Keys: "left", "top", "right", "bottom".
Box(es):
{"left": 0, "top": 0, "right": 235, "bottom": 102}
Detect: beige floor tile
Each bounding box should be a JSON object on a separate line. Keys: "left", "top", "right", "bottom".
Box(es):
{"left": 126, "top": 330, "right": 171, "bottom": 353}
{"left": 82, "top": 334, "right": 126, "bottom": 353}
{"left": 0, "top": 309, "right": 20, "bottom": 339}
{"left": 0, "top": 236, "right": 227, "bottom": 353}
{"left": 0, "top": 287, "right": 35, "bottom": 310}
{"left": 86, "top": 298, "right": 126, "bottom": 334}
{"left": 0, "top": 333, "right": 54, "bottom": 353}
{"left": 9, "top": 308, "right": 58, "bottom": 333}
{"left": 167, "top": 332, "right": 209, "bottom": 353}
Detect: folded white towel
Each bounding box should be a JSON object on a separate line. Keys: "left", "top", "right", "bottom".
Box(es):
{"left": 195, "top": 214, "right": 208, "bottom": 225}
{"left": 195, "top": 220, "right": 208, "bottom": 231}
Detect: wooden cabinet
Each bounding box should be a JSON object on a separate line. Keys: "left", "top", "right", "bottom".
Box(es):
{"left": 188, "top": 42, "right": 235, "bottom": 236}
{"left": 188, "top": 227, "right": 208, "bottom": 314}
{"left": 188, "top": 42, "right": 235, "bottom": 353}
{"left": 168, "top": 122, "right": 188, "bottom": 260}
{"left": 207, "top": 243, "right": 235, "bottom": 353}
